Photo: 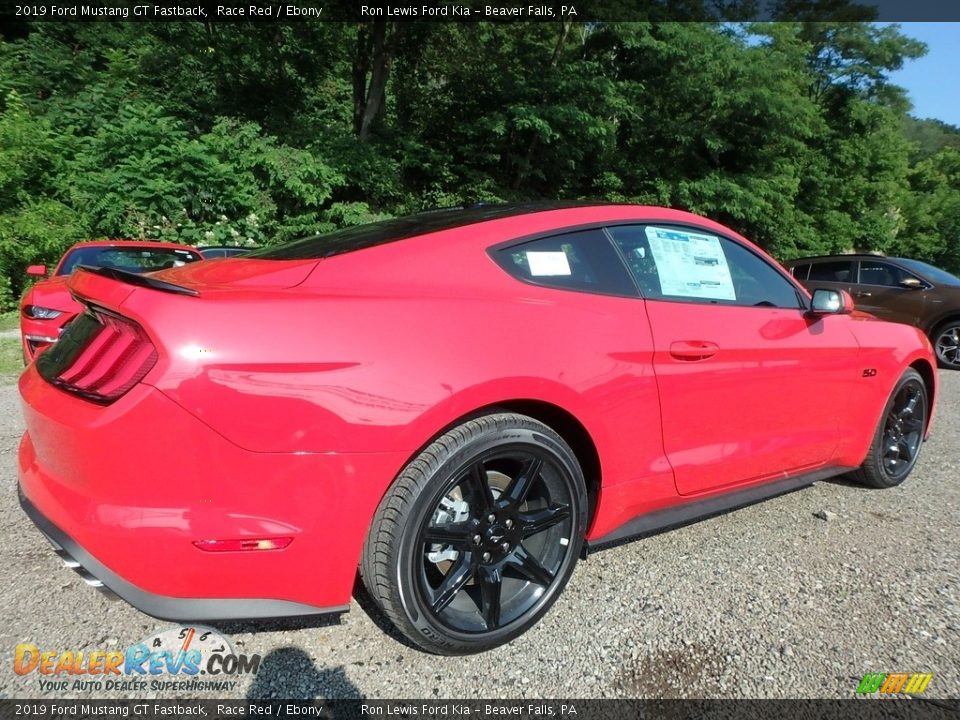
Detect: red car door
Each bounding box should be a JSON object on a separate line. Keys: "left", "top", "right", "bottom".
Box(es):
{"left": 609, "top": 224, "right": 860, "bottom": 496}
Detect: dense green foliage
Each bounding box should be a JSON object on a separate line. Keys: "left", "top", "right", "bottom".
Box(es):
{"left": 0, "top": 19, "right": 958, "bottom": 308}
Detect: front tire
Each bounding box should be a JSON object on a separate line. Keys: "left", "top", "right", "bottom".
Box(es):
{"left": 851, "top": 368, "right": 928, "bottom": 489}
{"left": 360, "top": 413, "right": 587, "bottom": 655}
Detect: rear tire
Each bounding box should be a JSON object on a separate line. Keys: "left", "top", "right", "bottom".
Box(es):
{"left": 850, "top": 368, "right": 928, "bottom": 489}
{"left": 360, "top": 413, "right": 587, "bottom": 655}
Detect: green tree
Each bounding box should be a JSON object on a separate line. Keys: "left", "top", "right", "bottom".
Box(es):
{"left": 0, "top": 14, "right": 956, "bottom": 310}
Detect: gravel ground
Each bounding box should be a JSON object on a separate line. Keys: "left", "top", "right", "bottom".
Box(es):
{"left": 0, "top": 372, "right": 957, "bottom": 700}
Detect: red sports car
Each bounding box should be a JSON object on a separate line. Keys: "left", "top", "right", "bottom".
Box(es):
{"left": 18, "top": 204, "right": 936, "bottom": 654}
{"left": 19, "top": 240, "right": 203, "bottom": 360}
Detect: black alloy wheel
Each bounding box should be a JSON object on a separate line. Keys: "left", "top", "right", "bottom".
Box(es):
{"left": 935, "top": 322, "right": 960, "bottom": 369}
{"left": 879, "top": 380, "right": 927, "bottom": 482}
{"left": 852, "top": 368, "right": 928, "bottom": 489}
{"left": 361, "top": 413, "right": 587, "bottom": 654}
{"left": 416, "top": 451, "right": 573, "bottom": 634}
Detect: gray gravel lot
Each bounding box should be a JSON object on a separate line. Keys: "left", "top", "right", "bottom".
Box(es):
{"left": 0, "top": 372, "right": 957, "bottom": 700}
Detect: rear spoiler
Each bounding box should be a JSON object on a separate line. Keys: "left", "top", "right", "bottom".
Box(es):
{"left": 76, "top": 265, "right": 199, "bottom": 297}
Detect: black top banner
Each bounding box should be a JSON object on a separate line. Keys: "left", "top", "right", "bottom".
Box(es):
{"left": 0, "top": 0, "right": 959, "bottom": 23}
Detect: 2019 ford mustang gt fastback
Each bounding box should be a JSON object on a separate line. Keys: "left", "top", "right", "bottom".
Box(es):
{"left": 18, "top": 204, "right": 936, "bottom": 654}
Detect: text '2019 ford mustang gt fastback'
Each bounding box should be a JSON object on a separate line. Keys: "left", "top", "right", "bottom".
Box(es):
{"left": 18, "top": 204, "right": 936, "bottom": 654}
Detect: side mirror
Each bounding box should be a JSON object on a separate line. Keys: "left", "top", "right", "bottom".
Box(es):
{"left": 810, "top": 288, "right": 854, "bottom": 315}
{"left": 899, "top": 277, "right": 923, "bottom": 289}
{"left": 26, "top": 265, "right": 47, "bottom": 278}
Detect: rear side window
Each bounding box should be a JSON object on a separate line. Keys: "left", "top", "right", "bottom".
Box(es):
{"left": 790, "top": 263, "right": 811, "bottom": 280}
{"left": 494, "top": 228, "right": 637, "bottom": 297}
{"left": 609, "top": 224, "right": 801, "bottom": 309}
{"left": 808, "top": 260, "right": 855, "bottom": 283}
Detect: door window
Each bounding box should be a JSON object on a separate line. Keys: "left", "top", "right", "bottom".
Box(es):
{"left": 609, "top": 225, "right": 802, "bottom": 309}
{"left": 858, "top": 260, "right": 920, "bottom": 287}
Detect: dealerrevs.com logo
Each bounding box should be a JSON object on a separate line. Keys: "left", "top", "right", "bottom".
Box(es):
{"left": 14, "top": 626, "right": 260, "bottom": 693}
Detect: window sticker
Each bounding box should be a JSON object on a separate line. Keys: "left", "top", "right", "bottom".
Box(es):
{"left": 644, "top": 227, "right": 736, "bottom": 301}
{"left": 526, "top": 251, "right": 572, "bottom": 277}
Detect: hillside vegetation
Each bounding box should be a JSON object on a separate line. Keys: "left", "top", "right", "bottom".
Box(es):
{"left": 1, "top": 19, "right": 959, "bottom": 306}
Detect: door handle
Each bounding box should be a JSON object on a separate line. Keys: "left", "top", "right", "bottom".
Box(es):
{"left": 669, "top": 340, "right": 719, "bottom": 361}
{"left": 854, "top": 291, "right": 872, "bottom": 298}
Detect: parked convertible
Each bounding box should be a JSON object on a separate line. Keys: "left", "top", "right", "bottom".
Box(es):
{"left": 18, "top": 204, "right": 936, "bottom": 654}
{"left": 19, "top": 240, "right": 203, "bottom": 360}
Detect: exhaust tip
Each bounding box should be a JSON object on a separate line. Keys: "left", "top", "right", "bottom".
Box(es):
{"left": 77, "top": 571, "right": 104, "bottom": 588}
{"left": 55, "top": 548, "right": 118, "bottom": 600}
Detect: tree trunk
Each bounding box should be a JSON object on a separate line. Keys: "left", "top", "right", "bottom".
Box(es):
{"left": 352, "top": 23, "right": 372, "bottom": 137}
{"left": 511, "top": 22, "right": 572, "bottom": 191}
{"left": 353, "top": 21, "right": 396, "bottom": 142}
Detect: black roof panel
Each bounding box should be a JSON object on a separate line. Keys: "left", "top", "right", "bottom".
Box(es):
{"left": 247, "top": 202, "right": 593, "bottom": 261}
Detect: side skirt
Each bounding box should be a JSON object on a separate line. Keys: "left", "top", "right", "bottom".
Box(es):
{"left": 584, "top": 465, "right": 854, "bottom": 556}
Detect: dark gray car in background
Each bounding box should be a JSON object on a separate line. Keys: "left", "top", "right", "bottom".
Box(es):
{"left": 786, "top": 254, "right": 960, "bottom": 369}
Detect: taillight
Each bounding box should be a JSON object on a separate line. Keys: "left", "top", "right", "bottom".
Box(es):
{"left": 35, "top": 307, "right": 158, "bottom": 404}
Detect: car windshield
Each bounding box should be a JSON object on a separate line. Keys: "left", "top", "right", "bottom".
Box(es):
{"left": 896, "top": 258, "right": 960, "bottom": 286}
{"left": 57, "top": 246, "right": 202, "bottom": 276}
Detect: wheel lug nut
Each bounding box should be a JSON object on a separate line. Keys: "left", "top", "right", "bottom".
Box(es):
{"left": 473, "top": 534, "right": 481, "bottom": 545}
{"left": 501, "top": 542, "right": 510, "bottom": 551}
{"left": 487, "top": 514, "right": 496, "bottom": 523}
{"left": 505, "top": 519, "right": 513, "bottom": 528}
{"left": 482, "top": 552, "right": 491, "bottom": 562}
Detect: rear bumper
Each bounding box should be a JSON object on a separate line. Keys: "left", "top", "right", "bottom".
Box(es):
{"left": 19, "top": 488, "right": 346, "bottom": 621}
{"left": 18, "top": 363, "right": 408, "bottom": 619}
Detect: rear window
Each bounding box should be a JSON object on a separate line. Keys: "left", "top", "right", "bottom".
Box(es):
{"left": 58, "top": 246, "right": 201, "bottom": 276}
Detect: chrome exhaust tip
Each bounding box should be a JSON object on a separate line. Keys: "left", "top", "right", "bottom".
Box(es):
{"left": 54, "top": 547, "right": 118, "bottom": 600}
